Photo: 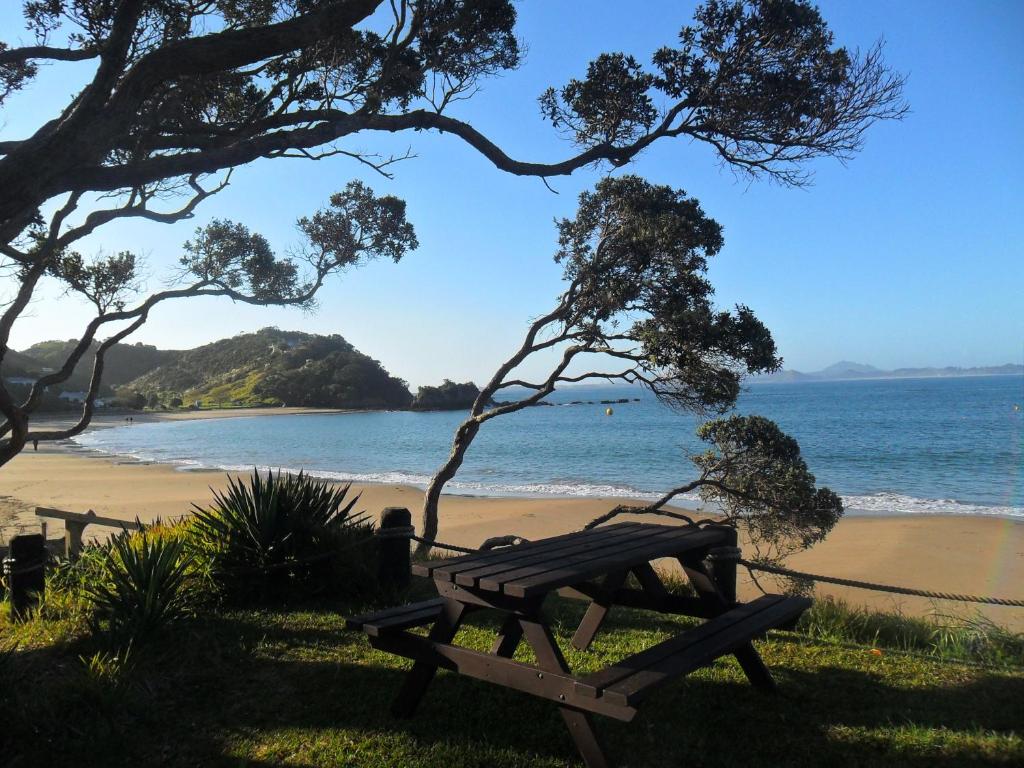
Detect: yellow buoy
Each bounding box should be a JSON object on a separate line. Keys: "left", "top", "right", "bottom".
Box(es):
{"left": 605, "top": 407, "right": 613, "bottom": 416}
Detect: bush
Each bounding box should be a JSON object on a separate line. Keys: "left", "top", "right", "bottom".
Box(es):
{"left": 189, "top": 470, "right": 375, "bottom": 599}
{"left": 83, "top": 526, "right": 195, "bottom": 647}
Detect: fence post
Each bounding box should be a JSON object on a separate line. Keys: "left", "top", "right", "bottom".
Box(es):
{"left": 377, "top": 507, "right": 412, "bottom": 592}
{"left": 63, "top": 510, "right": 97, "bottom": 559}
{"left": 4, "top": 533, "right": 46, "bottom": 621}
{"left": 706, "top": 525, "right": 741, "bottom": 606}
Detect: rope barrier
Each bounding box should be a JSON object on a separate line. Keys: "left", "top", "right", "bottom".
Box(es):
{"left": 406, "top": 530, "right": 1024, "bottom": 608}
{"left": 738, "top": 559, "right": 1024, "bottom": 607}
{"left": 409, "top": 534, "right": 478, "bottom": 555}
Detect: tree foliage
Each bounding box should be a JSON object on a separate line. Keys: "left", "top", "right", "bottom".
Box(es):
{"left": 418, "top": 176, "right": 828, "bottom": 550}
{"left": 411, "top": 379, "right": 480, "bottom": 411}
{"left": 0, "top": 0, "right": 905, "bottom": 467}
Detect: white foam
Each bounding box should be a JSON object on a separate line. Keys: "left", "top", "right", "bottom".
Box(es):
{"left": 841, "top": 492, "right": 1023, "bottom": 519}
{"left": 69, "top": 438, "right": 1022, "bottom": 518}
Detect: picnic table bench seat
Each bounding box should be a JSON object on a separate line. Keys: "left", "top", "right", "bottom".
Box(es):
{"left": 577, "top": 594, "right": 810, "bottom": 707}
{"left": 346, "top": 597, "right": 452, "bottom": 637}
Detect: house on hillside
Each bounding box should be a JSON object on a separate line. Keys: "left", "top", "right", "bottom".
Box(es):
{"left": 58, "top": 391, "right": 105, "bottom": 407}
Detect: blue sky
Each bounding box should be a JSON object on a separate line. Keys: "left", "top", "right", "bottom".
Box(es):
{"left": 2, "top": 1, "right": 1021, "bottom": 387}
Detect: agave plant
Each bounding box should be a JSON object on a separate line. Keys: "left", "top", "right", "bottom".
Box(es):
{"left": 189, "top": 470, "right": 372, "bottom": 595}
{"left": 84, "top": 527, "right": 194, "bottom": 646}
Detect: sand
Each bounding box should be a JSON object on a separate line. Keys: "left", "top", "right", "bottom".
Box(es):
{"left": 3, "top": 409, "right": 1022, "bottom": 629}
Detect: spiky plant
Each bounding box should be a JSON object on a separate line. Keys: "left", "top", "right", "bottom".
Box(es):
{"left": 84, "top": 527, "right": 194, "bottom": 646}
{"left": 189, "top": 470, "right": 372, "bottom": 597}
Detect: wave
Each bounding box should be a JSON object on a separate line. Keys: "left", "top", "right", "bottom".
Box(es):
{"left": 70, "top": 439, "right": 1023, "bottom": 519}
{"left": 840, "top": 492, "right": 1023, "bottom": 519}
{"left": 195, "top": 462, "right": 692, "bottom": 504}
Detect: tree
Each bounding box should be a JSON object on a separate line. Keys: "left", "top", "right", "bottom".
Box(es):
{"left": 418, "top": 176, "right": 842, "bottom": 557}
{"left": 584, "top": 415, "right": 843, "bottom": 568}
{"left": 0, "top": 0, "right": 905, "bottom": 466}
{"left": 0, "top": 180, "right": 416, "bottom": 463}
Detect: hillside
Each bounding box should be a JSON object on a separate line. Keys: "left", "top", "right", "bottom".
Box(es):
{"left": 121, "top": 327, "right": 412, "bottom": 409}
{"left": 21, "top": 339, "right": 179, "bottom": 391}
{"left": 411, "top": 380, "right": 481, "bottom": 410}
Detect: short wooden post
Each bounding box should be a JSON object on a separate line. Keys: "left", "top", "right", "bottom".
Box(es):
{"left": 377, "top": 507, "right": 413, "bottom": 592}
{"left": 706, "top": 525, "right": 741, "bottom": 606}
{"left": 4, "top": 533, "right": 46, "bottom": 621}
{"left": 63, "top": 510, "right": 97, "bottom": 559}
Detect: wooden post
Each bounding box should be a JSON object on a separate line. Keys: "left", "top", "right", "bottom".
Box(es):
{"left": 706, "top": 525, "right": 741, "bottom": 606}
{"left": 377, "top": 507, "right": 412, "bottom": 592}
{"left": 4, "top": 533, "right": 46, "bottom": 621}
{"left": 64, "top": 514, "right": 93, "bottom": 559}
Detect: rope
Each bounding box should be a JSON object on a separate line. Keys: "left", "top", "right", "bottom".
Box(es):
{"left": 409, "top": 534, "right": 478, "bottom": 555}
{"left": 739, "top": 559, "right": 1024, "bottom": 608}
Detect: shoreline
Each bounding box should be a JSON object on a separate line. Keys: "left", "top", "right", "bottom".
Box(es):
{"left": 2, "top": 435, "right": 1022, "bottom": 629}
{"left": 55, "top": 405, "right": 1022, "bottom": 521}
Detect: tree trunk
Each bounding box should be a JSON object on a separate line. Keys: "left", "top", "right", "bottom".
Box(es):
{"left": 417, "top": 417, "right": 480, "bottom": 557}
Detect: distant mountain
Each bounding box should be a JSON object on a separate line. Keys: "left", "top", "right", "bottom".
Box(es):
{"left": 753, "top": 361, "right": 1024, "bottom": 383}
{"left": 120, "top": 327, "right": 413, "bottom": 409}
{"left": 818, "top": 361, "right": 883, "bottom": 377}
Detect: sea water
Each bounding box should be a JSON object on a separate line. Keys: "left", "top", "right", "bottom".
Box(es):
{"left": 74, "top": 376, "right": 1024, "bottom": 519}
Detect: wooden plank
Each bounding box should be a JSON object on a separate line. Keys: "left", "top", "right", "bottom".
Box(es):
{"left": 414, "top": 522, "right": 642, "bottom": 581}
{"left": 600, "top": 596, "right": 810, "bottom": 707}
{"left": 575, "top": 595, "right": 786, "bottom": 699}
{"left": 391, "top": 598, "right": 467, "bottom": 718}
{"left": 369, "top": 630, "right": 637, "bottom": 722}
{"left": 558, "top": 585, "right": 713, "bottom": 619}
{"left": 413, "top": 523, "right": 638, "bottom": 579}
{"left": 361, "top": 602, "right": 448, "bottom": 637}
{"left": 501, "top": 527, "right": 727, "bottom": 598}
{"left": 478, "top": 525, "right": 683, "bottom": 593}
{"left": 571, "top": 570, "right": 629, "bottom": 651}
{"left": 35, "top": 507, "right": 141, "bottom": 530}
{"left": 456, "top": 524, "right": 660, "bottom": 589}
{"left": 346, "top": 597, "right": 446, "bottom": 630}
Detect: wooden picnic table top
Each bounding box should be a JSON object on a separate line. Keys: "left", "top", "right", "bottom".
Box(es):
{"left": 412, "top": 521, "right": 730, "bottom": 598}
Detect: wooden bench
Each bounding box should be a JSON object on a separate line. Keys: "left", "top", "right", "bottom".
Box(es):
{"left": 347, "top": 598, "right": 451, "bottom": 637}
{"left": 576, "top": 594, "right": 810, "bottom": 707}
{"left": 35, "top": 507, "right": 142, "bottom": 558}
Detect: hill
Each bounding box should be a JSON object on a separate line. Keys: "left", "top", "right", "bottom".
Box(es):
{"left": 21, "top": 339, "right": 179, "bottom": 391}
{"left": 411, "top": 380, "right": 481, "bottom": 411}
{"left": 121, "top": 327, "right": 412, "bottom": 409}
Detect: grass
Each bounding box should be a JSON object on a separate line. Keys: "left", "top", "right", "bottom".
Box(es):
{"left": 2, "top": 586, "right": 1021, "bottom": 768}
{"left": 797, "top": 597, "right": 1024, "bottom": 667}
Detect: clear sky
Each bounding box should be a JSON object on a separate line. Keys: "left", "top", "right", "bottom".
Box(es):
{"left": 2, "top": 1, "right": 1021, "bottom": 387}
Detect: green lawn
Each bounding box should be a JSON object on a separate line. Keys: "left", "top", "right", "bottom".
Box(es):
{"left": 2, "top": 592, "right": 1022, "bottom": 767}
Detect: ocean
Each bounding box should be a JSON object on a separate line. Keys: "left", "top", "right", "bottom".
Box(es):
{"left": 73, "top": 375, "right": 1024, "bottom": 519}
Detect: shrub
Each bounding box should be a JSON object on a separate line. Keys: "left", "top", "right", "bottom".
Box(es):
{"left": 83, "top": 527, "right": 194, "bottom": 647}
{"left": 189, "top": 470, "right": 375, "bottom": 599}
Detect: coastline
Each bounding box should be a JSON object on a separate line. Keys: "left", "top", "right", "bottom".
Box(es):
{"left": 3, "top": 413, "right": 1022, "bottom": 629}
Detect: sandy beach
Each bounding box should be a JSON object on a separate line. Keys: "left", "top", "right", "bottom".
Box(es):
{"left": 2, "top": 408, "right": 1022, "bottom": 629}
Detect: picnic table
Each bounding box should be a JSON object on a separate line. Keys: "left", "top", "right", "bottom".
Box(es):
{"left": 348, "top": 521, "right": 810, "bottom": 768}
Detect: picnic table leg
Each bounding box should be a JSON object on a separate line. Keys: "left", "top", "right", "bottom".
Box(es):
{"left": 678, "top": 557, "right": 777, "bottom": 692}
{"left": 571, "top": 569, "right": 628, "bottom": 651}
{"left": 391, "top": 598, "right": 467, "bottom": 718}
{"left": 490, "top": 613, "right": 523, "bottom": 657}
{"left": 519, "top": 613, "right": 611, "bottom": 768}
